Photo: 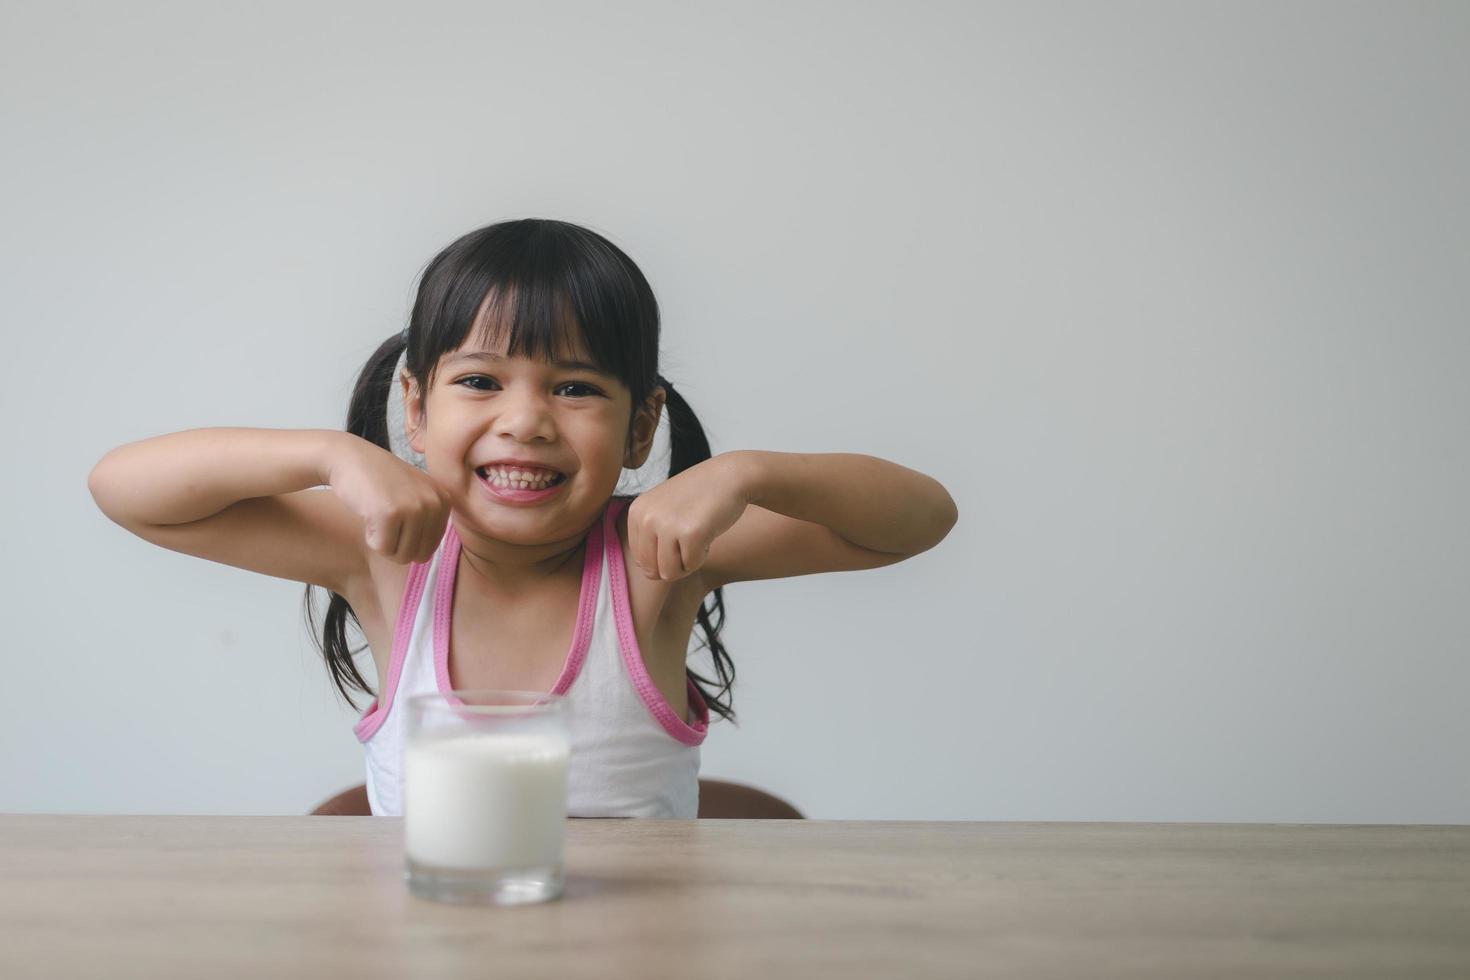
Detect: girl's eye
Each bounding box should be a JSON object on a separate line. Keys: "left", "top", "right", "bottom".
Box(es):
{"left": 556, "top": 382, "right": 603, "bottom": 398}
{"left": 454, "top": 376, "right": 602, "bottom": 397}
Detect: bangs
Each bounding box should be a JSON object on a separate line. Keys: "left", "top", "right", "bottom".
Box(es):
{"left": 468, "top": 284, "right": 609, "bottom": 373}
{"left": 408, "top": 219, "right": 653, "bottom": 398}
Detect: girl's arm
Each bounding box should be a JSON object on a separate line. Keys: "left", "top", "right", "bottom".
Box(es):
{"left": 88, "top": 428, "right": 450, "bottom": 592}
{"left": 625, "top": 450, "right": 958, "bottom": 587}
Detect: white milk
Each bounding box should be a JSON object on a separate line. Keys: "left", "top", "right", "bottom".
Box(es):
{"left": 403, "top": 731, "right": 570, "bottom": 870}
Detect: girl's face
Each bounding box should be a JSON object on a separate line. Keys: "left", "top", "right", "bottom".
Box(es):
{"left": 403, "top": 330, "right": 661, "bottom": 548}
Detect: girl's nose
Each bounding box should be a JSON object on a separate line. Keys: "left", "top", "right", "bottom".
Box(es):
{"left": 492, "top": 389, "right": 557, "bottom": 443}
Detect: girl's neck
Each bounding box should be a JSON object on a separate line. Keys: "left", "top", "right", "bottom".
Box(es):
{"left": 451, "top": 519, "right": 589, "bottom": 594}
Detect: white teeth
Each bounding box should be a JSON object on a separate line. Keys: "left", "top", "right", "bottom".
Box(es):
{"left": 480, "top": 464, "right": 560, "bottom": 491}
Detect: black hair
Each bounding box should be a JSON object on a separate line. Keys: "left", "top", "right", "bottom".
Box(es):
{"left": 303, "top": 218, "right": 736, "bottom": 722}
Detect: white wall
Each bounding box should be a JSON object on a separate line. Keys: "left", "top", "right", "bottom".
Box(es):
{"left": 2, "top": 1, "right": 1466, "bottom": 822}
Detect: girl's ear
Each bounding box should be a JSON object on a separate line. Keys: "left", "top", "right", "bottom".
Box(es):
{"left": 402, "top": 370, "right": 426, "bottom": 454}
{"left": 623, "top": 386, "right": 666, "bottom": 469}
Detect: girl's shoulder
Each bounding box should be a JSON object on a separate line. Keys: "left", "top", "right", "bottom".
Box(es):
{"left": 608, "top": 493, "right": 710, "bottom": 640}
{"left": 353, "top": 546, "right": 421, "bottom": 680}
{"left": 606, "top": 494, "right": 708, "bottom": 720}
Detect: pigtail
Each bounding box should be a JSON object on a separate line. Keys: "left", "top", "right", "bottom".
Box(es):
{"left": 302, "top": 331, "right": 406, "bottom": 710}
{"left": 658, "top": 376, "right": 737, "bottom": 725}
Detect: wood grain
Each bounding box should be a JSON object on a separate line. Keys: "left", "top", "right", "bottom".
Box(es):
{"left": 1, "top": 816, "right": 1467, "bottom": 979}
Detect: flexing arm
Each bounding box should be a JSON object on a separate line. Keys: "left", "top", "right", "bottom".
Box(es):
{"left": 625, "top": 450, "right": 958, "bottom": 586}
{"left": 731, "top": 451, "right": 956, "bottom": 556}
{"left": 89, "top": 428, "right": 345, "bottom": 527}
{"left": 88, "top": 428, "right": 450, "bottom": 591}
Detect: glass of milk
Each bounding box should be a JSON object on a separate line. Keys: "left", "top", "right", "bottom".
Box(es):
{"left": 403, "top": 690, "right": 570, "bottom": 905}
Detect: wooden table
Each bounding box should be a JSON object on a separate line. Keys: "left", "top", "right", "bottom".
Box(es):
{"left": 2, "top": 816, "right": 1468, "bottom": 978}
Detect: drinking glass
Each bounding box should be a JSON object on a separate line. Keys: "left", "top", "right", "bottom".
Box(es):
{"left": 403, "top": 690, "right": 570, "bottom": 905}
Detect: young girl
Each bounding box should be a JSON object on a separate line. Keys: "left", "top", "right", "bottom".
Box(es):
{"left": 88, "top": 218, "right": 958, "bottom": 819}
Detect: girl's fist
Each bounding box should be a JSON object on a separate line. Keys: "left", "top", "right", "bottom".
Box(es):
{"left": 626, "top": 457, "right": 748, "bottom": 581}
{"left": 325, "top": 437, "right": 451, "bottom": 564}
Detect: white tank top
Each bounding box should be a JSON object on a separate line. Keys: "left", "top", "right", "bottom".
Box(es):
{"left": 353, "top": 496, "right": 709, "bottom": 817}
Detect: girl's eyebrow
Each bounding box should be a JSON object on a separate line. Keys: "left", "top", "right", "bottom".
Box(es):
{"left": 446, "top": 351, "right": 606, "bottom": 375}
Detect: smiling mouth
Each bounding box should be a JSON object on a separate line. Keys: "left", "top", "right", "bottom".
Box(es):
{"left": 475, "top": 465, "right": 568, "bottom": 491}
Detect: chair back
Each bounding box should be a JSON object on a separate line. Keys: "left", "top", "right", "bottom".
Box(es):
{"left": 310, "top": 779, "right": 801, "bottom": 819}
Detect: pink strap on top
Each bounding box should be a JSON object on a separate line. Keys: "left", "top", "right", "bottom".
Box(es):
{"left": 353, "top": 546, "right": 436, "bottom": 742}
{"left": 602, "top": 498, "right": 710, "bottom": 746}
{"left": 355, "top": 517, "right": 603, "bottom": 741}
{"left": 433, "top": 515, "right": 605, "bottom": 706}
{"left": 354, "top": 498, "right": 709, "bottom": 746}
